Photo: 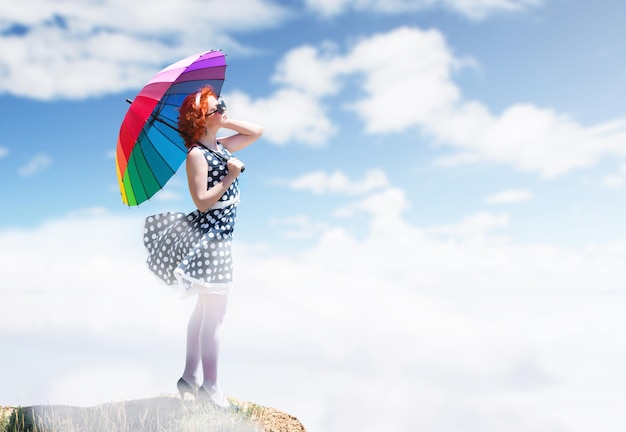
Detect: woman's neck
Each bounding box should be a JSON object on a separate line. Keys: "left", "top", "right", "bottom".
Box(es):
{"left": 197, "top": 133, "right": 219, "bottom": 150}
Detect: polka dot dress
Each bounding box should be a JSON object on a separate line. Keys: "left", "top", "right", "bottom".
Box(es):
{"left": 143, "top": 144, "right": 239, "bottom": 297}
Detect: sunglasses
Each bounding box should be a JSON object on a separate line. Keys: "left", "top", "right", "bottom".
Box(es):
{"left": 206, "top": 98, "right": 227, "bottom": 117}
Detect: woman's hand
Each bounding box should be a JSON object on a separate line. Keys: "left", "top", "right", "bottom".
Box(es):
{"left": 227, "top": 157, "right": 245, "bottom": 175}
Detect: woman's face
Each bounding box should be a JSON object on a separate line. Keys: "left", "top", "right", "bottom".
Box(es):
{"left": 205, "top": 96, "right": 227, "bottom": 125}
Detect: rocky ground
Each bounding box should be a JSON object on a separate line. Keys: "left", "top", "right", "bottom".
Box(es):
{"left": 231, "top": 399, "right": 306, "bottom": 432}
{"left": 1, "top": 396, "right": 306, "bottom": 432}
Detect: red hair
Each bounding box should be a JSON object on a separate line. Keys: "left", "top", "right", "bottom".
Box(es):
{"left": 178, "top": 85, "right": 218, "bottom": 148}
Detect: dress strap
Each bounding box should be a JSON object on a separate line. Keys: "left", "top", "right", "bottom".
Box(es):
{"left": 190, "top": 142, "right": 229, "bottom": 160}
{"left": 187, "top": 143, "right": 204, "bottom": 153}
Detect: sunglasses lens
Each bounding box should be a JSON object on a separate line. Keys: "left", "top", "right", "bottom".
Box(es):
{"left": 217, "top": 99, "right": 227, "bottom": 113}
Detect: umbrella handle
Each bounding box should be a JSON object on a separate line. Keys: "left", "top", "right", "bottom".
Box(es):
{"left": 229, "top": 160, "right": 246, "bottom": 173}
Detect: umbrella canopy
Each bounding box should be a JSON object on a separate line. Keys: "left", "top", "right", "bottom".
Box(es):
{"left": 116, "top": 50, "right": 226, "bottom": 206}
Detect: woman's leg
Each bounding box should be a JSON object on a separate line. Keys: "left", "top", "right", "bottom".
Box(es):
{"left": 181, "top": 296, "right": 203, "bottom": 385}
{"left": 198, "top": 292, "right": 230, "bottom": 406}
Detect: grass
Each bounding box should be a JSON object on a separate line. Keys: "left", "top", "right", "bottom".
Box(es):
{"left": 1, "top": 397, "right": 264, "bottom": 432}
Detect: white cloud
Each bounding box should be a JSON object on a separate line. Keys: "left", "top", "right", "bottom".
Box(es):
{"left": 430, "top": 103, "right": 626, "bottom": 178}
{"left": 0, "top": 146, "right": 8, "bottom": 158}
{"left": 426, "top": 210, "right": 510, "bottom": 237}
{"left": 342, "top": 27, "right": 462, "bottom": 134}
{"left": 486, "top": 188, "right": 533, "bottom": 204}
{"left": 0, "top": 0, "right": 289, "bottom": 100}
{"left": 229, "top": 182, "right": 626, "bottom": 431}
{"left": 442, "top": 0, "right": 541, "bottom": 19}
{"left": 153, "top": 190, "right": 183, "bottom": 201}
{"left": 304, "top": 0, "right": 541, "bottom": 19}
{"left": 272, "top": 44, "right": 343, "bottom": 97}
{"left": 268, "top": 26, "right": 626, "bottom": 175}
{"left": 601, "top": 163, "right": 626, "bottom": 189}
{"left": 602, "top": 175, "right": 624, "bottom": 188}
{"left": 336, "top": 185, "right": 411, "bottom": 226}
{"left": 1, "top": 176, "right": 626, "bottom": 430}
{"left": 225, "top": 89, "right": 336, "bottom": 146}
{"left": 0, "top": 211, "right": 188, "bottom": 334}
{"left": 51, "top": 366, "right": 159, "bottom": 405}
{"left": 342, "top": 28, "right": 626, "bottom": 177}
{"left": 269, "top": 215, "right": 330, "bottom": 239}
{"left": 19, "top": 153, "right": 51, "bottom": 176}
{"left": 286, "top": 169, "right": 389, "bottom": 195}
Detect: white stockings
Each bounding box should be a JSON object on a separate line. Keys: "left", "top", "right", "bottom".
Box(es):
{"left": 181, "top": 290, "right": 229, "bottom": 405}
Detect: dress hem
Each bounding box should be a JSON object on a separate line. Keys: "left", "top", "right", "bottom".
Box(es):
{"left": 145, "top": 262, "right": 231, "bottom": 299}
{"left": 173, "top": 268, "right": 231, "bottom": 298}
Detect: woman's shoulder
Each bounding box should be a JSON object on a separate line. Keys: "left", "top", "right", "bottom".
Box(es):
{"left": 187, "top": 146, "right": 210, "bottom": 163}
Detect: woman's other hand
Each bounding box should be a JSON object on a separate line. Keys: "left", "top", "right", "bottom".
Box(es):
{"left": 227, "top": 157, "right": 245, "bottom": 176}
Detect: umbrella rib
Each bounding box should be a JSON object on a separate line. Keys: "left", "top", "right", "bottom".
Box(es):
{"left": 129, "top": 144, "right": 150, "bottom": 205}
{"left": 154, "top": 115, "right": 182, "bottom": 136}
{"left": 148, "top": 122, "right": 185, "bottom": 181}
{"left": 151, "top": 113, "right": 193, "bottom": 145}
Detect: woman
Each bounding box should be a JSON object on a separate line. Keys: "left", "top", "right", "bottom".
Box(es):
{"left": 143, "top": 85, "right": 263, "bottom": 408}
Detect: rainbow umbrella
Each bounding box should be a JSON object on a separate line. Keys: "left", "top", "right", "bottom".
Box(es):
{"left": 116, "top": 50, "right": 226, "bottom": 206}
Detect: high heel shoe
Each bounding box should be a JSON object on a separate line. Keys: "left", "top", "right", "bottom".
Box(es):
{"left": 197, "top": 386, "right": 239, "bottom": 412}
{"left": 177, "top": 377, "right": 197, "bottom": 399}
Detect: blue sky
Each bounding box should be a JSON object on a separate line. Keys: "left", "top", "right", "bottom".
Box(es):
{"left": 1, "top": 1, "right": 626, "bottom": 431}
